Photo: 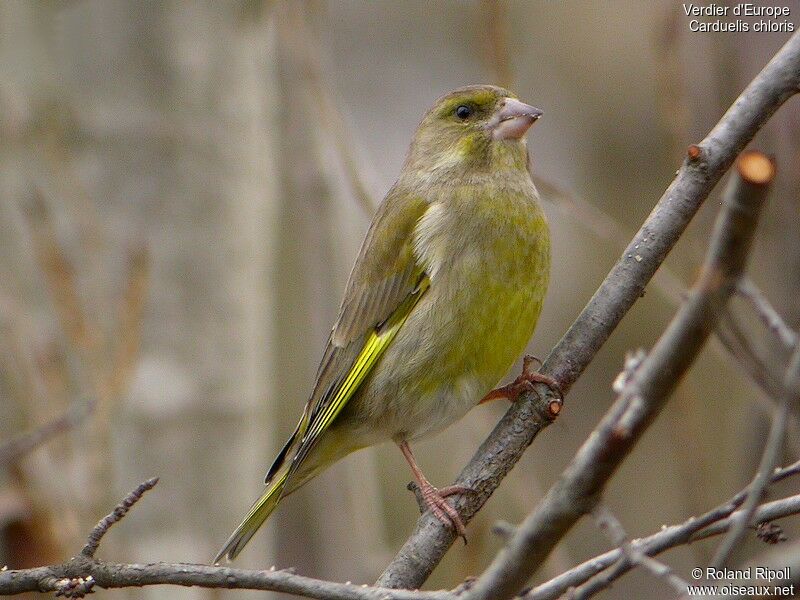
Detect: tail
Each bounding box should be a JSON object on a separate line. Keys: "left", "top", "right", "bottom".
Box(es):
{"left": 213, "top": 469, "right": 289, "bottom": 563}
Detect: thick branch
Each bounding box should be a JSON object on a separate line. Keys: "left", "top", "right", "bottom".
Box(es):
{"left": 461, "top": 151, "right": 775, "bottom": 600}
{"left": 377, "top": 29, "right": 800, "bottom": 591}
{"left": 0, "top": 559, "right": 455, "bottom": 598}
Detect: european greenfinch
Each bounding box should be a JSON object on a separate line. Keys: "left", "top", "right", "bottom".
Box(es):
{"left": 215, "top": 85, "right": 555, "bottom": 562}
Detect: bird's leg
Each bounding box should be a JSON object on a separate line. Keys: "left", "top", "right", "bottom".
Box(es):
{"left": 480, "top": 355, "right": 563, "bottom": 404}
{"left": 398, "top": 440, "right": 469, "bottom": 540}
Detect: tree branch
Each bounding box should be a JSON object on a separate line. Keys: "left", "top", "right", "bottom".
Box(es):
{"left": 0, "top": 560, "right": 457, "bottom": 599}
{"left": 565, "top": 493, "right": 800, "bottom": 600}
{"left": 460, "top": 150, "right": 775, "bottom": 600}
{"left": 708, "top": 540, "right": 800, "bottom": 600}
{"left": 709, "top": 342, "right": 800, "bottom": 568}
{"left": 592, "top": 505, "right": 688, "bottom": 596}
{"left": 10, "top": 487, "right": 799, "bottom": 597}
{"left": 377, "top": 29, "right": 800, "bottom": 591}
{"left": 0, "top": 478, "right": 452, "bottom": 599}
{"left": 527, "top": 460, "right": 800, "bottom": 600}
{"left": 737, "top": 277, "right": 798, "bottom": 351}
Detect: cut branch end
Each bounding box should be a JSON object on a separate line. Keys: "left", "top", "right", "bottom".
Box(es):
{"left": 737, "top": 151, "right": 776, "bottom": 185}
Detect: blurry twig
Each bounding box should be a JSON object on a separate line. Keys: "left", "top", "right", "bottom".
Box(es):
{"left": 716, "top": 310, "right": 800, "bottom": 457}
{"left": 479, "top": 0, "right": 512, "bottom": 89}
{"left": 277, "top": 2, "right": 377, "bottom": 216}
{"left": 653, "top": 7, "right": 691, "bottom": 159}
{"left": 81, "top": 477, "right": 159, "bottom": 558}
{"left": 737, "top": 277, "right": 798, "bottom": 350}
{"left": 107, "top": 244, "right": 150, "bottom": 399}
{"left": 23, "top": 189, "right": 100, "bottom": 355}
{"left": 460, "top": 152, "right": 775, "bottom": 600}
{"left": 22, "top": 187, "right": 150, "bottom": 520}
{"left": 710, "top": 342, "right": 800, "bottom": 568}
{"left": 717, "top": 312, "right": 787, "bottom": 402}
{"left": 0, "top": 401, "right": 93, "bottom": 467}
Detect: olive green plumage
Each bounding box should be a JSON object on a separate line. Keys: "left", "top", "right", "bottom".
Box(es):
{"left": 215, "top": 85, "right": 550, "bottom": 562}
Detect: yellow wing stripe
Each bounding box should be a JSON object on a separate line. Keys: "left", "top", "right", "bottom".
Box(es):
{"left": 303, "top": 278, "right": 429, "bottom": 445}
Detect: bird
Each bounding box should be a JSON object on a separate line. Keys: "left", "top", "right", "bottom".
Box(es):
{"left": 215, "top": 84, "right": 558, "bottom": 562}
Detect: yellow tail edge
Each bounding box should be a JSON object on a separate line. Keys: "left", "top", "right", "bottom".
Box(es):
{"left": 213, "top": 470, "right": 289, "bottom": 563}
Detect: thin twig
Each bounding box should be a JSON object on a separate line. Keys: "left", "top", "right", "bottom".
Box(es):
{"left": 377, "top": 30, "right": 800, "bottom": 591}
{"left": 570, "top": 496, "right": 800, "bottom": 600}
{"left": 592, "top": 505, "right": 688, "bottom": 596}
{"left": 715, "top": 309, "right": 800, "bottom": 457}
{"left": 737, "top": 277, "right": 798, "bottom": 350}
{"left": 709, "top": 343, "right": 799, "bottom": 568}
{"left": 0, "top": 401, "right": 93, "bottom": 467}
{"left": 0, "top": 475, "right": 447, "bottom": 599}
{"left": 279, "top": 3, "right": 378, "bottom": 217}
{"left": 717, "top": 311, "right": 787, "bottom": 403}
{"left": 461, "top": 151, "right": 775, "bottom": 600}
{"left": 527, "top": 461, "right": 800, "bottom": 600}
{"left": 81, "top": 477, "right": 159, "bottom": 558}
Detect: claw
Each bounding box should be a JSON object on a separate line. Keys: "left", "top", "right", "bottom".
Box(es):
{"left": 480, "top": 356, "right": 562, "bottom": 405}
{"left": 399, "top": 441, "right": 471, "bottom": 543}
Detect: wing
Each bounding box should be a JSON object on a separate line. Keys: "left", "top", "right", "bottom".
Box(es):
{"left": 265, "top": 189, "right": 430, "bottom": 487}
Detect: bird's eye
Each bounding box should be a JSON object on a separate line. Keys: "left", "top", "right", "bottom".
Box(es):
{"left": 455, "top": 105, "right": 473, "bottom": 120}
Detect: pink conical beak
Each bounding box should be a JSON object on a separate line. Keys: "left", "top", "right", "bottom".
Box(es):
{"left": 490, "top": 98, "right": 543, "bottom": 140}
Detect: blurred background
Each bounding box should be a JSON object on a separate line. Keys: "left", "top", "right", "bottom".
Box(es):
{"left": 1, "top": 1, "right": 799, "bottom": 598}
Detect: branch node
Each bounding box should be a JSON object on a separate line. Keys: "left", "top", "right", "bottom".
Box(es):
{"left": 45, "top": 575, "right": 96, "bottom": 598}
{"left": 547, "top": 399, "right": 562, "bottom": 417}
{"left": 687, "top": 144, "right": 702, "bottom": 161}
{"left": 612, "top": 350, "right": 646, "bottom": 394}
{"left": 453, "top": 576, "right": 478, "bottom": 595}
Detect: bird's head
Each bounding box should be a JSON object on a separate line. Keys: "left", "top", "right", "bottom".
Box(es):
{"left": 402, "top": 85, "right": 542, "bottom": 182}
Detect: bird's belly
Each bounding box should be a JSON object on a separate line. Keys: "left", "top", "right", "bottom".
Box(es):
{"left": 344, "top": 260, "right": 547, "bottom": 442}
